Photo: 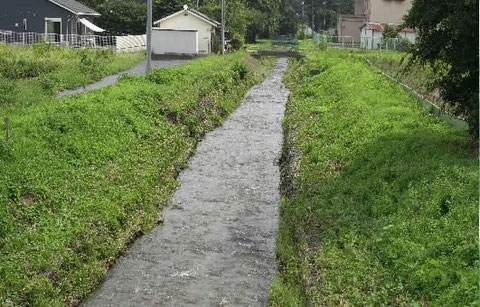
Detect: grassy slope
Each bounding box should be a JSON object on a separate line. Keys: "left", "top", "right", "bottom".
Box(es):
{"left": 0, "top": 43, "right": 144, "bottom": 111}
{"left": 0, "top": 52, "right": 274, "bottom": 306}
{"left": 271, "top": 50, "right": 478, "bottom": 306}
{"left": 363, "top": 51, "right": 444, "bottom": 107}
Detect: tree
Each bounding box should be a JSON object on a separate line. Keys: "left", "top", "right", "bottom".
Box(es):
{"left": 78, "top": 0, "right": 147, "bottom": 35}
{"left": 278, "top": 0, "right": 298, "bottom": 35}
{"left": 404, "top": 0, "right": 479, "bottom": 138}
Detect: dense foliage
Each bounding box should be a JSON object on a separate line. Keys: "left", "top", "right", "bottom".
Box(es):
{"left": 0, "top": 51, "right": 273, "bottom": 306}
{"left": 404, "top": 0, "right": 479, "bottom": 138}
{"left": 271, "top": 49, "right": 478, "bottom": 306}
{"left": 77, "top": 0, "right": 355, "bottom": 43}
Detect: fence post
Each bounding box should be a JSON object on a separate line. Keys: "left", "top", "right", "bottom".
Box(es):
{"left": 4, "top": 117, "right": 10, "bottom": 141}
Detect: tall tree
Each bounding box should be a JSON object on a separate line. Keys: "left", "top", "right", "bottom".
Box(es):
{"left": 404, "top": 0, "right": 479, "bottom": 138}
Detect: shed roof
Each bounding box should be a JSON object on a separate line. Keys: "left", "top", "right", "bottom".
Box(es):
{"left": 154, "top": 5, "right": 220, "bottom": 27}
{"left": 400, "top": 27, "right": 415, "bottom": 33}
{"left": 48, "top": 0, "right": 100, "bottom": 16}
{"left": 364, "top": 22, "right": 384, "bottom": 31}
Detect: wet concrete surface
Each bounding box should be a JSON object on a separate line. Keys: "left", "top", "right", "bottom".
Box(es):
{"left": 83, "top": 58, "right": 289, "bottom": 307}
{"left": 57, "top": 59, "right": 189, "bottom": 98}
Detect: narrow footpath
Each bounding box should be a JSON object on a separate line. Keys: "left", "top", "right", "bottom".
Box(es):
{"left": 84, "top": 58, "right": 289, "bottom": 306}
{"left": 57, "top": 59, "right": 189, "bottom": 98}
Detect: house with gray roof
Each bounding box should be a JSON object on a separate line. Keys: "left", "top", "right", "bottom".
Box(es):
{"left": 0, "top": 0, "right": 104, "bottom": 38}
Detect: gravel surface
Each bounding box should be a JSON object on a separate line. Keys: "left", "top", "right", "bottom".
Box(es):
{"left": 83, "top": 58, "right": 289, "bottom": 307}
{"left": 57, "top": 59, "right": 190, "bottom": 98}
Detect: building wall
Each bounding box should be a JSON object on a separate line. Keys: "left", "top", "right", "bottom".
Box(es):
{"left": 152, "top": 29, "right": 198, "bottom": 55}
{"left": 354, "top": 0, "right": 367, "bottom": 15}
{"left": 337, "top": 14, "right": 364, "bottom": 43}
{"left": 157, "top": 12, "right": 214, "bottom": 54}
{"left": 0, "top": 0, "right": 78, "bottom": 34}
{"left": 367, "top": 0, "right": 413, "bottom": 24}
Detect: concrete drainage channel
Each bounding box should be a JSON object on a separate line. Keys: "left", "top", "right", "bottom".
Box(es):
{"left": 83, "top": 58, "right": 290, "bottom": 306}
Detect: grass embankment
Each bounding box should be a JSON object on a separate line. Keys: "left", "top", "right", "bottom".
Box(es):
{"left": 363, "top": 52, "right": 443, "bottom": 107}
{"left": 0, "top": 52, "right": 274, "bottom": 306}
{"left": 0, "top": 43, "right": 144, "bottom": 110}
{"left": 271, "top": 50, "right": 478, "bottom": 306}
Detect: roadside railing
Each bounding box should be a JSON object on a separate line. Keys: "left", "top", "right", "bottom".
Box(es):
{"left": 0, "top": 30, "right": 146, "bottom": 53}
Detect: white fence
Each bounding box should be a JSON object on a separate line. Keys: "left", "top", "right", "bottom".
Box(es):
{"left": 312, "top": 32, "right": 410, "bottom": 52}
{"left": 360, "top": 37, "right": 412, "bottom": 51}
{"left": 116, "top": 35, "right": 146, "bottom": 52}
{"left": 0, "top": 30, "right": 145, "bottom": 53}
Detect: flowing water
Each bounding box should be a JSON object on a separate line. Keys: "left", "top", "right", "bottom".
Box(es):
{"left": 84, "top": 58, "right": 289, "bottom": 306}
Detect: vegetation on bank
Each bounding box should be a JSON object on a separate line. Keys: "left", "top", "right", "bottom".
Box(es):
{"left": 404, "top": 0, "right": 478, "bottom": 138}
{"left": 364, "top": 52, "right": 456, "bottom": 113}
{"left": 0, "top": 52, "right": 274, "bottom": 306}
{"left": 0, "top": 43, "right": 144, "bottom": 110}
{"left": 271, "top": 50, "right": 478, "bottom": 306}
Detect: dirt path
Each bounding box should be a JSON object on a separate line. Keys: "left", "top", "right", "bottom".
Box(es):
{"left": 57, "top": 59, "right": 189, "bottom": 98}
{"left": 83, "top": 58, "right": 289, "bottom": 306}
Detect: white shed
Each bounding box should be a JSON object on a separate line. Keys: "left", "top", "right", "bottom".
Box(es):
{"left": 361, "top": 23, "right": 417, "bottom": 50}
{"left": 360, "top": 22, "right": 384, "bottom": 49}
{"left": 153, "top": 5, "right": 220, "bottom": 55}
{"left": 398, "top": 27, "right": 417, "bottom": 44}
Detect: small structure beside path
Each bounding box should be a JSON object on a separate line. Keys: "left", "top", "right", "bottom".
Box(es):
{"left": 153, "top": 5, "right": 220, "bottom": 56}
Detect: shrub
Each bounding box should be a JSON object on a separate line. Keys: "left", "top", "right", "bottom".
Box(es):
{"left": 232, "top": 61, "right": 248, "bottom": 80}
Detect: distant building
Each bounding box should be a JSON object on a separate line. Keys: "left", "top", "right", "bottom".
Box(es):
{"left": 337, "top": 0, "right": 413, "bottom": 43}
{"left": 153, "top": 5, "right": 220, "bottom": 55}
{"left": 360, "top": 22, "right": 417, "bottom": 49}
{"left": 0, "top": 0, "right": 103, "bottom": 36}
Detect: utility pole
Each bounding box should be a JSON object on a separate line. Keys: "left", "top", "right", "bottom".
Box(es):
{"left": 302, "top": 1, "right": 305, "bottom": 36}
{"left": 221, "top": 0, "right": 225, "bottom": 54}
{"left": 323, "top": 1, "right": 326, "bottom": 31}
{"left": 311, "top": 0, "right": 315, "bottom": 33}
{"left": 146, "top": 0, "right": 152, "bottom": 74}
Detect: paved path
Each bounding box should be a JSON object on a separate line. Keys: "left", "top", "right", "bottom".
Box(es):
{"left": 84, "top": 58, "right": 289, "bottom": 307}
{"left": 57, "top": 59, "right": 189, "bottom": 98}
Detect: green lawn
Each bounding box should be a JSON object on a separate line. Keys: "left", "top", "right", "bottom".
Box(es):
{"left": 0, "top": 51, "right": 274, "bottom": 306}
{"left": 271, "top": 49, "right": 478, "bottom": 306}
{"left": 0, "top": 43, "right": 144, "bottom": 111}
